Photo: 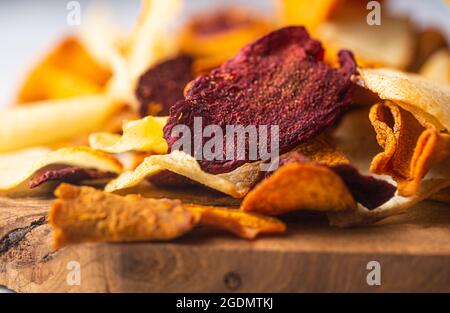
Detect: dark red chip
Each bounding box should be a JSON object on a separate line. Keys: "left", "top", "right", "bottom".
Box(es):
{"left": 29, "top": 167, "right": 116, "bottom": 189}
{"left": 147, "top": 170, "right": 199, "bottom": 188}
{"left": 136, "top": 55, "right": 194, "bottom": 117}
{"left": 164, "top": 26, "right": 357, "bottom": 174}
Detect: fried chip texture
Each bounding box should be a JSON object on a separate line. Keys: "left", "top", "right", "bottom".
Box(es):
{"left": 328, "top": 178, "right": 450, "bottom": 227}
{"left": 89, "top": 116, "right": 168, "bottom": 154}
{"left": 0, "top": 95, "right": 121, "bottom": 152}
{"left": 50, "top": 184, "right": 286, "bottom": 248}
{"left": 358, "top": 68, "right": 450, "bottom": 130}
{"left": 105, "top": 150, "right": 261, "bottom": 198}
{"left": 241, "top": 162, "right": 356, "bottom": 215}
{"left": 188, "top": 205, "right": 286, "bottom": 239}
{"left": 50, "top": 184, "right": 199, "bottom": 249}
{"left": 0, "top": 147, "right": 122, "bottom": 193}
{"left": 165, "top": 26, "right": 356, "bottom": 174}
{"left": 369, "top": 102, "right": 450, "bottom": 196}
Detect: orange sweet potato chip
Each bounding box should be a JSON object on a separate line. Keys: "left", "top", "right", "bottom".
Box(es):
{"left": 50, "top": 183, "right": 200, "bottom": 249}
{"left": 179, "top": 8, "right": 272, "bottom": 73}
{"left": 188, "top": 205, "right": 286, "bottom": 239}
{"left": 241, "top": 162, "right": 356, "bottom": 215}
{"left": 50, "top": 184, "right": 286, "bottom": 248}
{"left": 18, "top": 36, "right": 111, "bottom": 103}
{"left": 369, "top": 101, "right": 450, "bottom": 196}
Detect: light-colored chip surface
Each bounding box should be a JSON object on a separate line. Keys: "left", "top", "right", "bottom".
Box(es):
{"left": 0, "top": 146, "right": 122, "bottom": 192}
{"left": 0, "top": 95, "right": 121, "bottom": 152}
{"left": 419, "top": 49, "right": 450, "bottom": 86}
{"left": 105, "top": 150, "right": 261, "bottom": 198}
{"left": 358, "top": 67, "right": 450, "bottom": 130}
{"left": 89, "top": 116, "right": 168, "bottom": 154}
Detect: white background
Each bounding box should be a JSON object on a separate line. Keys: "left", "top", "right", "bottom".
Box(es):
{"left": 0, "top": 0, "right": 449, "bottom": 293}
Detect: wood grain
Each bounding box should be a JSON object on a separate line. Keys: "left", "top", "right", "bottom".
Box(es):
{"left": 0, "top": 196, "right": 449, "bottom": 292}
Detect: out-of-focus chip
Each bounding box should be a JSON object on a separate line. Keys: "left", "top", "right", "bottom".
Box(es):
{"left": 410, "top": 29, "right": 448, "bottom": 72}
{"left": 0, "top": 95, "right": 121, "bottom": 152}
{"left": 279, "top": 0, "right": 343, "bottom": 31}
{"left": 316, "top": 7, "right": 415, "bottom": 69}
{"left": 89, "top": 116, "right": 168, "bottom": 154}
{"left": 179, "top": 8, "right": 272, "bottom": 73}
{"left": 0, "top": 146, "right": 122, "bottom": 194}
{"left": 419, "top": 49, "right": 450, "bottom": 86}
{"left": 50, "top": 183, "right": 200, "bottom": 249}
{"left": 241, "top": 162, "right": 356, "bottom": 215}
{"left": 188, "top": 205, "right": 286, "bottom": 239}
{"left": 18, "top": 36, "right": 111, "bottom": 103}
{"left": 105, "top": 150, "right": 261, "bottom": 198}
{"left": 136, "top": 55, "right": 194, "bottom": 117}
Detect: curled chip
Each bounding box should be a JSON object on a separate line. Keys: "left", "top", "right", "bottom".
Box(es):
{"left": 29, "top": 167, "right": 116, "bottom": 189}
{"left": 165, "top": 26, "right": 356, "bottom": 174}
{"left": 0, "top": 146, "right": 122, "bottom": 194}
{"left": 89, "top": 116, "right": 168, "bottom": 154}
{"left": 370, "top": 102, "right": 450, "bottom": 196}
{"left": 50, "top": 183, "right": 200, "bottom": 249}
{"left": 136, "top": 55, "right": 194, "bottom": 117}
{"left": 357, "top": 68, "right": 450, "bottom": 196}
{"left": 188, "top": 205, "right": 286, "bottom": 239}
{"left": 50, "top": 184, "right": 285, "bottom": 248}
{"left": 105, "top": 150, "right": 261, "bottom": 198}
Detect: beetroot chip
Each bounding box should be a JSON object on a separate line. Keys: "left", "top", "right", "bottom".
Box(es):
{"left": 29, "top": 167, "right": 116, "bottom": 189}
{"left": 164, "top": 26, "right": 357, "bottom": 174}
{"left": 136, "top": 55, "right": 194, "bottom": 117}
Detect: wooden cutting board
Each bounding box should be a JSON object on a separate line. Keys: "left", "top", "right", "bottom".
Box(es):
{"left": 0, "top": 196, "right": 449, "bottom": 292}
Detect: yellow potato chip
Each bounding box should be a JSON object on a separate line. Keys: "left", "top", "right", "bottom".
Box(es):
{"left": 0, "top": 146, "right": 122, "bottom": 193}
{"left": 0, "top": 95, "right": 121, "bottom": 152}
{"left": 89, "top": 116, "right": 168, "bottom": 154}
{"left": 419, "top": 49, "right": 450, "bottom": 86}
{"left": 241, "top": 163, "right": 356, "bottom": 215}
{"left": 105, "top": 150, "right": 261, "bottom": 198}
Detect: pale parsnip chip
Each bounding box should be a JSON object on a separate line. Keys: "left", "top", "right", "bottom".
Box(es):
{"left": 127, "top": 0, "right": 180, "bottom": 84}
{"left": 328, "top": 178, "right": 450, "bottom": 227}
{"left": 317, "top": 11, "right": 415, "bottom": 69}
{"left": 0, "top": 95, "right": 120, "bottom": 152}
{"left": 89, "top": 116, "right": 168, "bottom": 154}
{"left": 0, "top": 146, "right": 122, "bottom": 193}
{"left": 105, "top": 150, "right": 261, "bottom": 198}
{"left": 419, "top": 49, "right": 450, "bottom": 86}
{"left": 358, "top": 67, "right": 450, "bottom": 130}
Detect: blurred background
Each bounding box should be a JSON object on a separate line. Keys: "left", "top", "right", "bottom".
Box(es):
{"left": 0, "top": 0, "right": 449, "bottom": 108}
